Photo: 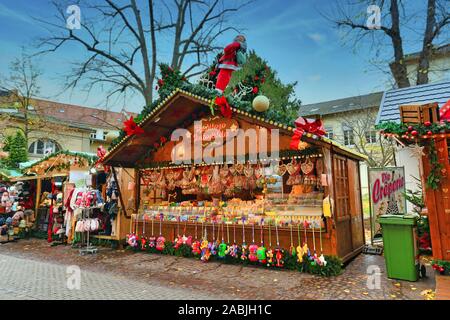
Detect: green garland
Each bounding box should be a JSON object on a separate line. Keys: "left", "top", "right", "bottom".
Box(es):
{"left": 109, "top": 63, "right": 297, "bottom": 151}
{"left": 377, "top": 121, "right": 446, "bottom": 190}
{"left": 21, "top": 150, "right": 98, "bottom": 173}
{"left": 128, "top": 242, "right": 343, "bottom": 277}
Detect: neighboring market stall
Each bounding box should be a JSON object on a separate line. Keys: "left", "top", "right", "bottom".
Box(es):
{"left": 378, "top": 101, "right": 450, "bottom": 269}
{"left": 102, "top": 87, "right": 367, "bottom": 265}
{"left": 0, "top": 169, "right": 34, "bottom": 242}
{"left": 10, "top": 151, "right": 100, "bottom": 243}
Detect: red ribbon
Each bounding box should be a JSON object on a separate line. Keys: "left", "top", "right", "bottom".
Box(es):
{"left": 215, "top": 96, "right": 233, "bottom": 119}
{"left": 290, "top": 117, "right": 326, "bottom": 150}
{"left": 439, "top": 99, "right": 450, "bottom": 122}
{"left": 123, "top": 116, "right": 145, "bottom": 136}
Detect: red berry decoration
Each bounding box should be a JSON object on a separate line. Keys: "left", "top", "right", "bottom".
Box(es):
{"left": 424, "top": 121, "right": 431, "bottom": 127}
{"left": 427, "top": 131, "right": 433, "bottom": 136}
{"left": 411, "top": 130, "right": 418, "bottom": 136}
{"left": 408, "top": 126, "right": 413, "bottom": 132}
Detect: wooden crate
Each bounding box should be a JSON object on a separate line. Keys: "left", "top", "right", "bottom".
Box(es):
{"left": 400, "top": 103, "right": 439, "bottom": 124}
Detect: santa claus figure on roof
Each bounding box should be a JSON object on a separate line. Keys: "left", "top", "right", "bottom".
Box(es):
{"left": 215, "top": 35, "right": 247, "bottom": 94}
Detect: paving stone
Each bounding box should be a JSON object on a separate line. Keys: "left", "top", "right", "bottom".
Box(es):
{"left": 0, "top": 239, "right": 436, "bottom": 300}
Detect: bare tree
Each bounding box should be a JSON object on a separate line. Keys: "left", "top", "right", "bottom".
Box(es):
{"left": 326, "top": 0, "right": 449, "bottom": 88}
{"left": 336, "top": 107, "right": 395, "bottom": 167}
{"left": 0, "top": 51, "right": 70, "bottom": 143}
{"left": 36, "top": 0, "right": 251, "bottom": 108}
{"left": 0, "top": 51, "right": 42, "bottom": 141}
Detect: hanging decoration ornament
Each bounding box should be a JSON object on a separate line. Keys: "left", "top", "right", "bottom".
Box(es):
{"left": 318, "top": 219, "right": 327, "bottom": 266}
{"left": 240, "top": 221, "right": 248, "bottom": 261}
{"left": 228, "top": 223, "right": 239, "bottom": 258}
{"left": 123, "top": 116, "right": 145, "bottom": 136}
{"left": 156, "top": 214, "right": 165, "bottom": 251}
{"left": 266, "top": 223, "right": 274, "bottom": 267}
{"left": 218, "top": 223, "right": 227, "bottom": 259}
{"left": 256, "top": 222, "right": 267, "bottom": 264}
{"left": 289, "top": 224, "right": 296, "bottom": 257}
{"left": 140, "top": 216, "right": 147, "bottom": 250}
{"left": 303, "top": 219, "right": 311, "bottom": 258}
{"left": 149, "top": 216, "right": 156, "bottom": 248}
{"left": 252, "top": 95, "right": 270, "bottom": 112}
{"left": 200, "top": 223, "right": 211, "bottom": 262}
{"left": 274, "top": 222, "right": 284, "bottom": 268}
{"left": 249, "top": 223, "right": 259, "bottom": 262}
{"left": 296, "top": 223, "right": 304, "bottom": 263}
{"left": 191, "top": 222, "right": 201, "bottom": 256}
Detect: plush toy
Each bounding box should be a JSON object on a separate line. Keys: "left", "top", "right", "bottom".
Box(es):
{"left": 240, "top": 243, "right": 248, "bottom": 261}
{"left": 200, "top": 239, "right": 210, "bottom": 262}
{"left": 296, "top": 224, "right": 304, "bottom": 263}
{"left": 214, "top": 35, "right": 247, "bottom": 94}
{"left": 191, "top": 240, "right": 201, "bottom": 256}
{"left": 127, "top": 233, "right": 137, "bottom": 247}
{"left": 256, "top": 245, "right": 267, "bottom": 264}
{"left": 156, "top": 235, "right": 165, "bottom": 251}
{"left": 275, "top": 248, "right": 284, "bottom": 268}
{"left": 218, "top": 241, "right": 227, "bottom": 258}
{"left": 248, "top": 244, "right": 258, "bottom": 262}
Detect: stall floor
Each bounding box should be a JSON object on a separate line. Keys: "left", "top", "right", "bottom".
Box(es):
{"left": 0, "top": 238, "right": 436, "bottom": 300}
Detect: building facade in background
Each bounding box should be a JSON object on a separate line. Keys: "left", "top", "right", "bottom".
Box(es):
{"left": 0, "top": 92, "right": 135, "bottom": 159}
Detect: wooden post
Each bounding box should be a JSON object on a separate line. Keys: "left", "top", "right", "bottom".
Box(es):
{"left": 111, "top": 167, "right": 129, "bottom": 218}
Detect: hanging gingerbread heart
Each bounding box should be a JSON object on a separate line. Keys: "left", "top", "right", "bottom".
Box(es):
{"left": 286, "top": 159, "right": 299, "bottom": 175}
{"left": 254, "top": 164, "right": 263, "bottom": 179}
{"left": 243, "top": 163, "right": 254, "bottom": 178}
{"left": 235, "top": 163, "right": 244, "bottom": 175}
{"left": 229, "top": 165, "right": 236, "bottom": 176}
{"left": 301, "top": 158, "right": 314, "bottom": 175}
{"left": 277, "top": 164, "right": 287, "bottom": 176}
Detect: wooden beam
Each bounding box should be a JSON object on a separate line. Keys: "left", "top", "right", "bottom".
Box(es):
{"left": 111, "top": 166, "right": 130, "bottom": 219}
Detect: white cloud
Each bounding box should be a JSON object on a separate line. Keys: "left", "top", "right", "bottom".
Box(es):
{"left": 0, "top": 3, "right": 31, "bottom": 24}
{"left": 308, "top": 74, "right": 322, "bottom": 81}
{"left": 307, "top": 33, "right": 325, "bottom": 43}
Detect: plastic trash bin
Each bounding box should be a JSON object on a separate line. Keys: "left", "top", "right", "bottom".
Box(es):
{"left": 379, "top": 215, "right": 419, "bottom": 281}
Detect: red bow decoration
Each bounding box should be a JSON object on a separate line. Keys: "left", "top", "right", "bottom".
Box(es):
{"left": 215, "top": 96, "right": 233, "bottom": 119}
{"left": 439, "top": 99, "right": 450, "bottom": 122}
{"left": 123, "top": 116, "right": 144, "bottom": 136}
{"left": 290, "top": 117, "right": 326, "bottom": 150}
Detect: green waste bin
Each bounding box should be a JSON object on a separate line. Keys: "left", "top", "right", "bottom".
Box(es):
{"left": 379, "top": 215, "right": 419, "bottom": 281}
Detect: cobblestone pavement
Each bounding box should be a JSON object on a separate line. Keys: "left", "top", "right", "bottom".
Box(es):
{"left": 0, "top": 239, "right": 435, "bottom": 300}
{"left": 0, "top": 253, "right": 225, "bottom": 300}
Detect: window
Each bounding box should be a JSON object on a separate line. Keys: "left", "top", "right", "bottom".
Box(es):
{"left": 325, "top": 127, "right": 334, "bottom": 140}
{"left": 343, "top": 130, "right": 354, "bottom": 146}
{"left": 365, "top": 130, "right": 377, "bottom": 144}
{"left": 28, "top": 139, "right": 60, "bottom": 156}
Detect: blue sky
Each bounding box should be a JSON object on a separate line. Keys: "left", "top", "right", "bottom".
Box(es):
{"left": 0, "top": 0, "right": 439, "bottom": 113}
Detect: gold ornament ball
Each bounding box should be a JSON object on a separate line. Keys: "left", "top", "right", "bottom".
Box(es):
{"left": 252, "top": 95, "right": 270, "bottom": 112}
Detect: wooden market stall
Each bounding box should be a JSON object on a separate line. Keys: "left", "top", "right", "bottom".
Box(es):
{"left": 10, "top": 151, "right": 98, "bottom": 238}
{"left": 102, "top": 89, "right": 367, "bottom": 263}
{"left": 379, "top": 102, "right": 450, "bottom": 263}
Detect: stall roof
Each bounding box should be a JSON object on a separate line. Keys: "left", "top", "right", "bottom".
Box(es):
{"left": 376, "top": 81, "right": 450, "bottom": 124}
{"left": 0, "top": 168, "right": 22, "bottom": 181}
{"left": 103, "top": 88, "right": 366, "bottom": 167}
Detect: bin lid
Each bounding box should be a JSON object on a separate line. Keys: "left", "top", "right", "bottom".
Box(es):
{"left": 378, "top": 214, "right": 417, "bottom": 226}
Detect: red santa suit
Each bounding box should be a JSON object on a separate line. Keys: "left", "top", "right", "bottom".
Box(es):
{"left": 215, "top": 37, "right": 246, "bottom": 93}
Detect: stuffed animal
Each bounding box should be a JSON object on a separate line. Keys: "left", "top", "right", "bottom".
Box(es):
{"left": 266, "top": 248, "right": 274, "bottom": 267}
{"left": 148, "top": 236, "right": 156, "bottom": 248}
{"left": 275, "top": 248, "right": 284, "bottom": 268}
{"left": 200, "top": 239, "right": 210, "bottom": 262}
{"left": 191, "top": 240, "right": 201, "bottom": 256}
{"left": 296, "top": 244, "right": 304, "bottom": 263}
{"left": 240, "top": 243, "right": 248, "bottom": 261}
{"left": 256, "top": 245, "right": 267, "bottom": 264}
{"left": 218, "top": 242, "right": 227, "bottom": 258}
{"left": 248, "top": 244, "right": 258, "bottom": 262}
{"left": 156, "top": 235, "right": 166, "bottom": 251}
